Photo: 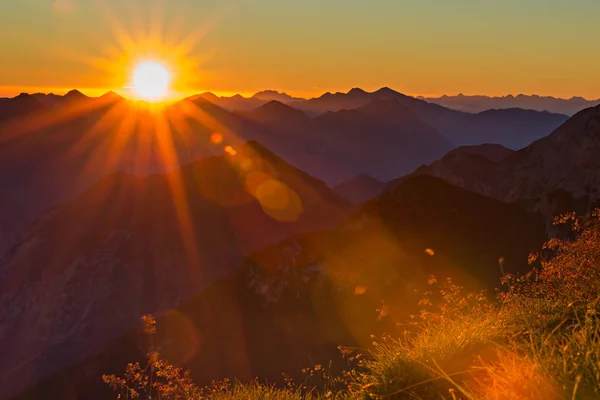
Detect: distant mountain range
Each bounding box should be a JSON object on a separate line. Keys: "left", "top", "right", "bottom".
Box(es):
{"left": 198, "top": 87, "right": 569, "bottom": 149}
{"left": 420, "top": 93, "right": 600, "bottom": 116}
{"left": 0, "top": 87, "right": 566, "bottom": 255}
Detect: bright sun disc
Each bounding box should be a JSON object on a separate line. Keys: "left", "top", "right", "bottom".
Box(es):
{"left": 132, "top": 61, "right": 171, "bottom": 101}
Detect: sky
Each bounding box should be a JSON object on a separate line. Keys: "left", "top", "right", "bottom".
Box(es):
{"left": 0, "top": 0, "right": 599, "bottom": 99}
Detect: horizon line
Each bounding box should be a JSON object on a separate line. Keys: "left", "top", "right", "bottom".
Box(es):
{"left": 1, "top": 85, "right": 599, "bottom": 102}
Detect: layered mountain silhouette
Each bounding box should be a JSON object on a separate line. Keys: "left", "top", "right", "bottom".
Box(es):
{"left": 192, "top": 87, "right": 568, "bottom": 149}
{"left": 0, "top": 141, "right": 350, "bottom": 398}
{"left": 2, "top": 85, "right": 593, "bottom": 400}
{"left": 405, "top": 105, "right": 600, "bottom": 217}
{"left": 252, "top": 90, "right": 304, "bottom": 103}
{"left": 0, "top": 93, "right": 45, "bottom": 123}
{"left": 194, "top": 92, "right": 265, "bottom": 111}
{"left": 292, "top": 87, "right": 569, "bottom": 148}
{"left": 8, "top": 175, "right": 547, "bottom": 400}
{"left": 421, "top": 93, "right": 600, "bottom": 116}
{"left": 237, "top": 98, "right": 454, "bottom": 184}
{"left": 0, "top": 92, "right": 454, "bottom": 255}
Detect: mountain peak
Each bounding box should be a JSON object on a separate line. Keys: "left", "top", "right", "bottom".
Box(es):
{"left": 347, "top": 87, "right": 367, "bottom": 96}
{"left": 199, "top": 91, "right": 219, "bottom": 99}
{"left": 374, "top": 87, "right": 400, "bottom": 96}
{"left": 241, "top": 100, "right": 309, "bottom": 124}
{"left": 64, "top": 89, "right": 88, "bottom": 100}
{"left": 252, "top": 90, "right": 305, "bottom": 103}
{"left": 99, "top": 91, "right": 124, "bottom": 101}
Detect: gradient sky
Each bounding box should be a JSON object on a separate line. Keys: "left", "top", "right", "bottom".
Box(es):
{"left": 1, "top": 0, "right": 599, "bottom": 99}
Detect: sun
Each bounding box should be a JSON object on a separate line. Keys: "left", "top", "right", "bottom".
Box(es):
{"left": 132, "top": 61, "right": 171, "bottom": 101}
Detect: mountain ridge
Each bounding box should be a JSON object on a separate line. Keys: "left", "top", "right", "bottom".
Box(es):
{"left": 421, "top": 93, "right": 600, "bottom": 115}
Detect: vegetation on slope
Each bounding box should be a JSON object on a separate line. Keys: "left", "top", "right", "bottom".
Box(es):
{"left": 104, "top": 210, "right": 600, "bottom": 399}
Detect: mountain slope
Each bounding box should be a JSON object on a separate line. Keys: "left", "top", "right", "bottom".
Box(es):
{"left": 332, "top": 174, "right": 386, "bottom": 205}
{"left": 237, "top": 98, "right": 454, "bottom": 184}
{"left": 0, "top": 141, "right": 349, "bottom": 399}
{"left": 10, "top": 175, "right": 548, "bottom": 400}
{"left": 407, "top": 104, "right": 600, "bottom": 207}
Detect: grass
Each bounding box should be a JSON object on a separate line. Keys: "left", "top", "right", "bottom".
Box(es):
{"left": 104, "top": 210, "right": 600, "bottom": 399}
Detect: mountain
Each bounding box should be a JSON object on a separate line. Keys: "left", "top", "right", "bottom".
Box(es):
{"left": 405, "top": 104, "right": 600, "bottom": 212}
{"left": 443, "top": 143, "right": 514, "bottom": 162}
{"left": 0, "top": 88, "right": 566, "bottom": 258}
{"left": 236, "top": 98, "right": 454, "bottom": 184}
{"left": 62, "top": 89, "right": 89, "bottom": 102}
{"left": 0, "top": 141, "right": 349, "bottom": 399}
{"left": 237, "top": 100, "right": 311, "bottom": 127}
{"left": 0, "top": 92, "right": 454, "bottom": 256}
{"left": 190, "top": 87, "right": 568, "bottom": 150}
{"left": 252, "top": 90, "right": 305, "bottom": 103}
{"left": 421, "top": 93, "right": 600, "bottom": 116}
{"left": 0, "top": 93, "right": 45, "bottom": 123}
{"left": 194, "top": 92, "right": 265, "bottom": 111}
{"left": 332, "top": 174, "right": 386, "bottom": 204}
{"left": 30, "top": 93, "right": 63, "bottom": 106}
{"left": 294, "top": 87, "right": 568, "bottom": 149}
{"left": 312, "top": 99, "right": 454, "bottom": 181}
{"left": 400, "top": 144, "right": 514, "bottom": 199}
{"left": 9, "top": 175, "right": 547, "bottom": 400}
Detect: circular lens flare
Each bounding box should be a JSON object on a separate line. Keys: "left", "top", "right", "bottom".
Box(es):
{"left": 132, "top": 61, "right": 171, "bottom": 101}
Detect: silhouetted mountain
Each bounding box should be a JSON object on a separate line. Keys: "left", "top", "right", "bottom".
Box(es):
{"left": 294, "top": 87, "right": 568, "bottom": 148}
{"left": 238, "top": 98, "right": 454, "bottom": 184}
{"left": 238, "top": 100, "right": 311, "bottom": 126}
{"left": 194, "top": 92, "right": 265, "bottom": 111}
{"left": 405, "top": 104, "right": 600, "bottom": 215}
{"left": 190, "top": 88, "right": 567, "bottom": 149}
{"left": 0, "top": 92, "right": 457, "bottom": 256}
{"left": 63, "top": 89, "right": 88, "bottom": 101}
{"left": 9, "top": 175, "right": 547, "bottom": 400}
{"left": 332, "top": 174, "right": 386, "bottom": 204}
{"left": 98, "top": 91, "right": 124, "bottom": 103}
{"left": 309, "top": 99, "right": 454, "bottom": 182}
{"left": 421, "top": 93, "right": 600, "bottom": 116}
{"left": 30, "top": 93, "right": 63, "bottom": 106}
{"left": 0, "top": 141, "right": 349, "bottom": 398}
{"left": 0, "top": 93, "right": 45, "bottom": 123}
{"left": 252, "top": 90, "right": 305, "bottom": 103}
{"left": 0, "top": 93, "right": 321, "bottom": 255}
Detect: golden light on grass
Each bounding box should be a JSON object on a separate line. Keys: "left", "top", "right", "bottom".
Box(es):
{"left": 131, "top": 61, "right": 171, "bottom": 101}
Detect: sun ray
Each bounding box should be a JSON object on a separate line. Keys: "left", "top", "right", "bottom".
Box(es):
{"left": 153, "top": 111, "right": 203, "bottom": 278}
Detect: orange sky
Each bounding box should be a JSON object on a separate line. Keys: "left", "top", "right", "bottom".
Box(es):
{"left": 1, "top": 0, "right": 599, "bottom": 100}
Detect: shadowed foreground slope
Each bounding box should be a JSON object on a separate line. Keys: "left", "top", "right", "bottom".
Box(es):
{"left": 10, "top": 176, "right": 547, "bottom": 400}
